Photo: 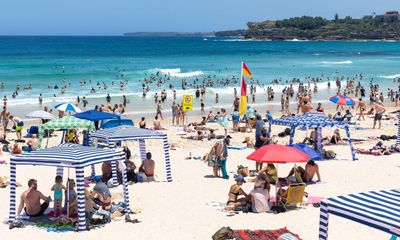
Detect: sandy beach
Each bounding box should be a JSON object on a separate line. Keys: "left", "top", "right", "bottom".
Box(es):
{"left": 0, "top": 100, "right": 399, "bottom": 239}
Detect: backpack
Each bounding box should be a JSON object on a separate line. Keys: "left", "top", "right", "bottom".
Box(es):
{"left": 212, "top": 227, "right": 234, "bottom": 240}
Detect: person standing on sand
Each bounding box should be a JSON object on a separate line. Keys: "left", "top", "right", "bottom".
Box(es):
{"left": 171, "top": 101, "right": 178, "bottom": 126}
{"left": 38, "top": 94, "right": 43, "bottom": 105}
{"left": 215, "top": 93, "right": 219, "bottom": 103}
{"left": 156, "top": 100, "right": 163, "bottom": 120}
{"left": 214, "top": 136, "right": 231, "bottom": 180}
{"left": 356, "top": 98, "right": 366, "bottom": 121}
{"left": 372, "top": 101, "right": 386, "bottom": 129}
{"left": 122, "top": 95, "right": 127, "bottom": 107}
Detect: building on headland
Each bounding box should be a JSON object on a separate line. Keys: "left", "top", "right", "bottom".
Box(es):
{"left": 384, "top": 11, "right": 399, "bottom": 23}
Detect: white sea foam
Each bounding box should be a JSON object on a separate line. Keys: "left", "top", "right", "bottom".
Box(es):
{"left": 154, "top": 68, "right": 204, "bottom": 78}
{"left": 321, "top": 60, "right": 353, "bottom": 65}
{"left": 378, "top": 74, "right": 400, "bottom": 79}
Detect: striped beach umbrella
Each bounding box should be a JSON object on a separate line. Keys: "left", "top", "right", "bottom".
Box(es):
{"left": 329, "top": 94, "right": 356, "bottom": 106}
{"left": 26, "top": 110, "right": 56, "bottom": 120}
{"left": 54, "top": 102, "right": 82, "bottom": 113}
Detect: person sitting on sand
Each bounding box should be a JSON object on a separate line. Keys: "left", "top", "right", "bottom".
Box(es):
{"left": 16, "top": 179, "right": 51, "bottom": 219}
{"left": 139, "top": 117, "right": 146, "bottom": 129}
{"left": 258, "top": 163, "right": 277, "bottom": 184}
{"left": 250, "top": 179, "right": 271, "bottom": 213}
{"left": 226, "top": 176, "right": 248, "bottom": 210}
{"left": 287, "top": 160, "right": 321, "bottom": 183}
{"left": 11, "top": 142, "right": 22, "bottom": 154}
{"left": 101, "top": 161, "right": 122, "bottom": 184}
{"left": 302, "top": 129, "right": 316, "bottom": 145}
{"left": 330, "top": 129, "right": 342, "bottom": 144}
{"left": 333, "top": 111, "right": 343, "bottom": 121}
{"left": 316, "top": 103, "right": 324, "bottom": 113}
{"left": 207, "top": 111, "right": 216, "bottom": 121}
{"left": 153, "top": 116, "right": 161, "bottom": 130}
{"left": 188, "top": 117, "right": 207, "bottom": 127}
{"left": 93, "top": 176, "right": 112, "bottom": 210}
{"left": 343, "top": 109, "right": 353, "bottom": 122}
{"left": 139, "top": 152, "right": 155, "bottom": 182}
{"left": 24, "top": 134, "right": 38, "bottom": 151}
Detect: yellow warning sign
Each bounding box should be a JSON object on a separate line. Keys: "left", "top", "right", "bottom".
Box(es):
{"left": 182, "top": 95, "right": 193, "bottom": 112}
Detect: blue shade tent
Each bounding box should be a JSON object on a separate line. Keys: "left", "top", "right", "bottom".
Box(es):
{"left": 318, "top": 189, "right": 400, "bottom": 239}
{"left": 270, "top": 112, "right": 357, "bottom": 161}
{"left": 290, "top": 144, "right": 322, "bottom": 161}
{"left": 8, "top": 143, "right": 129, "bottom": 232}
{"left": 73, "top": 110, "right": 121, "bottom": 121}
{"left": 101, "top": 116, "right": 133, "bottom": 129}
{"left": 90, "top": 126, "right": 172, "bottom": 182}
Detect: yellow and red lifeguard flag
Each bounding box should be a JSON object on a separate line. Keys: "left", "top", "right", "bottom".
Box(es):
{"left": 239, "top": 76, "right": 247, "bottom": 115}
{"left": 242, "top": 62, "right": 252, "bottom": 78}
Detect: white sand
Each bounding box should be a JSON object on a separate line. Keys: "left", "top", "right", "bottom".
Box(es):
{"left": 0, "top": 106, "right": 399, "bottom": 239}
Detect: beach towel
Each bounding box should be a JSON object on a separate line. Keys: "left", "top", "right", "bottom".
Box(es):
{"left": 232, "top": 227, "right": 302, "bottom": 240}
{"left": 227, "top": 145, "right": 247, "bottom": 150}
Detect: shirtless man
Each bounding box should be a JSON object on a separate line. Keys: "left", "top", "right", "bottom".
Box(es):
{"left": 287, "top": 160, "right": 321, "bottom": 183}
{"left": 1, "top": 106, "right": 10, "bottom": 130}
{"left": 153, "top": 116, "right": 161, "bottom": 130}
{"left": 139, "top": 152, "right": 155, "bottom": 181}
{"left": 155, "top": 100, "right": 163, "bottom": 120}
{"left": 372, "top": 101, "right": 386, "bottom": 129}
{"left": 17, "top": 179, "right": 50, "bottom": 218}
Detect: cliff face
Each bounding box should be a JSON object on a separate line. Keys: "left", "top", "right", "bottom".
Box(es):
{"left": 216, "top": 16, "right": 400, "bottom": 40}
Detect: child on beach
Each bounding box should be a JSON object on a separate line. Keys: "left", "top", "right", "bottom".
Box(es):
{"left": 51, "top": 175, "right": 66, "bottom": 216}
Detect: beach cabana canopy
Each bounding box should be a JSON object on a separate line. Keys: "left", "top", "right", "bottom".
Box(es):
{"left": 90, "top": 126, "right": 172, "bottom": 182}
{"left": 73, "top": 110, "right": 121, "bottom": 121}
{"left": 38, "top": 116, "right": 94, "bottom": 149}
{"left": 319, "top": 189, "right": 400, "bottom": 239}
{"left": 270, "top": 112, "right": 357, "bottom": 161}
{"left": 8, "top": 143, "right": 130, "bottom": 232}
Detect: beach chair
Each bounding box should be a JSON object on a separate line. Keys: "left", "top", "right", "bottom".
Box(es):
{"left": 283, "top": 183, "right": 306, "bottom": 210}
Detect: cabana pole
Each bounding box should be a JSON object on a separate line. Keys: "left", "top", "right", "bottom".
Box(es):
{"left": 75, "top": 166, "right": 86, "bottom": 231}
{"left": 344, "top": 125, "right": 357, "bottom": 161}
{"left": 289, "top": 126, "right": 296, "bottom": 145}
{"left": 8, "top": 162, "right": 17, "bottom": 223}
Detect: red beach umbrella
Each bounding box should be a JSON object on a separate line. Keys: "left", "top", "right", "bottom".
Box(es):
{"left": 329, "top": 94, "right": 356, "bottom": 106}
{"left": 247, "top": 144, "right": 309, "bottom": 164}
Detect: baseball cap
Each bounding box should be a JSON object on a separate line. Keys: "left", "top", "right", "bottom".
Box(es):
{"left": 235, "top": 175, "right": 246, "bottom": 183}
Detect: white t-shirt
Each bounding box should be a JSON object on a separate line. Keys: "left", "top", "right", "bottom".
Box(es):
{"left": 250, "top": 188, "right": 271, "bottom": 213}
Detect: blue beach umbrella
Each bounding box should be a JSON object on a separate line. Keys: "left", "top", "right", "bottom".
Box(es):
{"left": 289, "top": 143, "right": 322, "bottom": 161}
{"left": 54, "top": 102, "right": 82, "bottom": 113}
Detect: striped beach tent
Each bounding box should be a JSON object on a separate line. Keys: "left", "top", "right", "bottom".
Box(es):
{"left": 8, "top": 143, "right": 129, "bottom": 232}
{"left": 318, "top": 189, "right": 400, "bottom": 239}
{"left": 90, "top": 126, "right": 173, "bottom": 182}
{"left": 38, "top": 116, "right": 94, "bottom": 149}
{"left": 270, "top": 112, "right": 357, "bottom": 161}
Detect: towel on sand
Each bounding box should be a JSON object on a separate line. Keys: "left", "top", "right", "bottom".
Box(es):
{"left": 232, "top": 227, "right": 302, "bottom": 240}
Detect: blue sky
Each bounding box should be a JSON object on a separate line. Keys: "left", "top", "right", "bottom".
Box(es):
{"left": 0, "top": 0, "right": 398, "bottom": 35}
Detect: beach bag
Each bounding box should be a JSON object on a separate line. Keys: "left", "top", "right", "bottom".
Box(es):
{"left": 284, "top": 128, "right": 291, "bottom": 135}
{"left": 278, "top": 132, "right": 286, "bottom": 138}
{"left": 324, "top": 150, "right": 336, "bottom": 159}
{"left": 212, "top": 227, "right": 234, "bottom": 240}
{"left": 380, "top": 135, "right": 389, "bottom": 141}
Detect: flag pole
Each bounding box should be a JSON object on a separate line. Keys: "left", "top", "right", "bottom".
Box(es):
{"left": 239, "top": 61, "right": 244, "bottom": 116}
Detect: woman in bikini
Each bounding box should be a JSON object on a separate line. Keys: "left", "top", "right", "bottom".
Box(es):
{"left": 226, "top": 176, "right": 248, "bottom": 210}
{"left": 356, "top": 98, "right": 366, "bottom": 121}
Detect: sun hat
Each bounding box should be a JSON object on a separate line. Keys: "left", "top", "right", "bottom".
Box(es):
{"left": 235, "top": 175, "right": 246, "bottom": 183}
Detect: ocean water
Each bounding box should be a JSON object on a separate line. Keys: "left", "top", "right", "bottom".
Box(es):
{"left": 0, "top": 36, "right": 400, "bottom": 116}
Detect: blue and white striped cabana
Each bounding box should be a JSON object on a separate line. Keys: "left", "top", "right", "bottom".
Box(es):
{"left": 90, "top": 126, "right": 172, "bottom": 182}
{"left": 8, "top": 143, "right": 130, "bottom": 231}
{"left": 319, "top": 189, "right": 400, "bottom": 239}
{"left": 269, "top": 112, "right": 357, "bottom": 161}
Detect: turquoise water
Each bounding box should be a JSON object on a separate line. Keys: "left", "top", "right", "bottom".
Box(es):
{"left": 0, "top": 36, "right": 399, "bottom": 115}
